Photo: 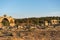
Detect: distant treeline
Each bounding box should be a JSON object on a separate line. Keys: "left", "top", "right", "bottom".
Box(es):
{"left": 15, "top": 17, "right": 60, "bottom": 25}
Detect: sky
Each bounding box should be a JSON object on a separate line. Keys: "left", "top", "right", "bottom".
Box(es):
{"left": 0, "top": 0, "right": 60, "bottom": 18}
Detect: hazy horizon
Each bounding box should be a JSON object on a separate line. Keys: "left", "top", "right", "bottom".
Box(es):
{"left": 0, "top": 0, "right": 60, "bottom": 18}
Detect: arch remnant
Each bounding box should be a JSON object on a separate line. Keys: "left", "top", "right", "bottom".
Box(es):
{"left": 0, "top": 15, "right": 15, "bottom": 26}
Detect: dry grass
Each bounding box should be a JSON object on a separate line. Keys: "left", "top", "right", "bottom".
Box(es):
{"left": 0, "top": 26, "right": 60, "bottom": 40}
